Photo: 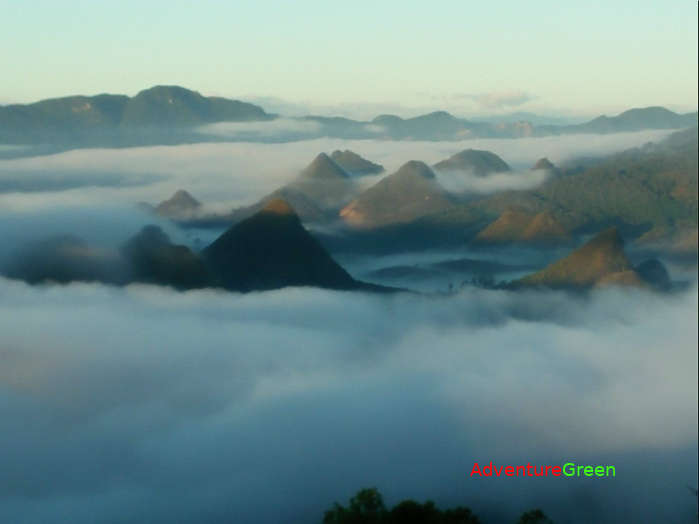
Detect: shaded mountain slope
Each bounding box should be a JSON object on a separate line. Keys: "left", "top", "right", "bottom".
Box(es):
{"left": 121, "top": 225, "right": 213, "bottom": 289}
{"left": 330, "top": 150, "right": 384, "bottom": 175}
{"left": 475, "top": 208, "right": 570, "bottom": 246}
{"left": 514, "top": 228, "right": 661, "bottom": 289}
{"left": 203, "top": 199, "right": 364, "bottom": 292}
{"left": 224, "top": 153, "right": 357, "bottom": 226}
{"left": 155, "top": 190, "right": 202, "bottom": 219}
{"left": 433, "top": 127, "right": 699, "bottom": 246}
{"left": 340, "top": 161, "right": 454, "bottom": 229}
{"left": 2, "top": 235, "right": 124, "bottom": 284}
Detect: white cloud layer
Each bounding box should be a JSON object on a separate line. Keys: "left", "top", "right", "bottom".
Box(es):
{"left": 0, "top": 130, "right": 674, "bottom": 215}
{"left": 0, "top": 278, "right": 696, "bottom": 523}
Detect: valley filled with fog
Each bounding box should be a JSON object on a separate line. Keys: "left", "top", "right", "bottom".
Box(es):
{"left": 0, "top": 130, "right": 696, "bottom": 523}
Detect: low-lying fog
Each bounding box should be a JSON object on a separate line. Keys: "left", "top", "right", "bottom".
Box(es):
{"left": 0, "top": 129, "right": 674, "bottom": 214}
{"left": 0, "top": 129, "right": 696, "bottom": 523}
{"left": 0, "top": 279, "right": 696, "bottom": 523}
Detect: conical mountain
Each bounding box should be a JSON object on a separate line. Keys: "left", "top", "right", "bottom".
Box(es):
{"left": 532, "top": 157, "right": 556, "bottom": 171}
{"left": 155, "top": 189, "right": 202, "bottom": 218}
{"left": 226, "top": 154, "right": 358, "bottom": 226}
{"left": 330, "top": 150, "right": 384, "bottom": 176}
{"left": 476, "top": 208, "right": 569, "bottom": 245}
{"left": 516, "top": 228, "right": 641, "bottom": 288}
{"left": 433, "top": 149, "right": 511, "bottom": 176}
{"left": 340, "top": 161, "right": 453, "bottom": 228}
{"left": 203, "top": 199, "right": 361, "bottom": 292}
{"left": 298, "top": 152, "right": 351, "bottom": 182}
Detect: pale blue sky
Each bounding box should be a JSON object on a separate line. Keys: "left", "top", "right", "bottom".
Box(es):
{"left": 2, "top": 1, "right": 697, "bottom": 117}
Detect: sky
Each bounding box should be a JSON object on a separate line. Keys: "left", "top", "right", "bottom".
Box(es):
{"left": 2, "top": 1, "right": 697, "bottom": 118}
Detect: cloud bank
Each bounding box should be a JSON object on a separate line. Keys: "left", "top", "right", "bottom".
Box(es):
{"left": 0, "top": 130, "right": 674, "bottom": 215}
{"left": 0, "top": 278, "right": 696, "bottom": 523}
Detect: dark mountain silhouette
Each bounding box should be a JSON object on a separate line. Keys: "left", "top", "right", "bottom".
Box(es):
{"left": 2, "top": 235, "right": 123, "bottom": 284}
{"left": 155, "top": 189, "right": 202, "bottom": 219}
{"left": 330, "top": 150, "right": 384, "bottom": 175}
{"left": 121, "top": 225, "right": 213, "bottom": 289}
{"left": 203, "top": 199, "right": 371, "bottom": 292}
{"left": 340, "top": 161, "right": 454, "bottom": 228}
{"left": 634, "top": 259, "right": 671, "bottom": 291}
{"left": 433, "top": 149, "right": 511, "bottom": 175}
{"left": 514, "top": 228, "right": 669, "bottom": 289}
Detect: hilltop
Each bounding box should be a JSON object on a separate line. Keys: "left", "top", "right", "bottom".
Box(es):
{"left": 203, "top": 199, "right": 367, "bottom": 292}
{"left": 433, "top": 149, "right": 511, "bottom": 175}
{"left": 340, "top": 161, "right": 453, "bottom": 229}
{"left": 514, "top": 228, "right": 671, "bottom": 289}
{"left": 330, "top": 150, "right": 384, "bottom": 176}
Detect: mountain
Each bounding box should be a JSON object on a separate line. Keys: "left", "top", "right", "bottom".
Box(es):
{"left": 2, "top": 235, "right": 123, "bottom": 284}
{"left": 543, "top": 107, "right": 697, "bottom": 135}
{"left": 202, "top": 199, "right": 367, "bottom": 292}
{"left": 330, "top": 150, "right": 384, "bottom": 175}
{"left": 515, "top": 228, "right": 643, "bottom": 288}
{"left": 475, "top": 208, "right": 570, "bottom": 245}
{"left": 454, "top": 127, "right": 698, "bottom": 247}
{"left": 222, "top": 153, "right": 357, "bottom": 226}
{"left": 532, "top": 158, "right": 556, "bottom": 171}
{"left": 121, "top": 225, "right": 213, "bottom": 289}
{"left": 155, "top": 190, "right": 202, "bottom": 219}
{"left": 340, "top": 161, "right": 454, "bottom": 228}
{"left": 0, "top": 86, "right": 272, "bottom": 145}
{"left": 433, "top": 149, "right": 511, "bottom": 175}
{"left": 120, "top": 86, "right": 271, "bottom": 127}
{"left": 1, "top": 87, "right": 696, "bottom": 151}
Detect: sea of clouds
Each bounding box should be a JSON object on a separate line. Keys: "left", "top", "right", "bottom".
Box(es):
{"left": 0, "top": 279, "right": 696, "bottom": 523}
{"left": 0, "top": 129, "right": 696, "bottom": 523}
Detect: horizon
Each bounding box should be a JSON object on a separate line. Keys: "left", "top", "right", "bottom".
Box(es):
{"left": 2, "top": 1, "right": 697, "bottom": 119}
{"left": 1, "top": 83, "right": 697, "bottom": 123}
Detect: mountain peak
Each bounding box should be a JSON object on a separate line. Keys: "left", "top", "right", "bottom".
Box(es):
{"left": 299, "top": 153, "right": 350, "bottom": 181}
{"left": 262, "top": 198, "right": 296, "bottom": 216}
{"left": 203, "top": 200, "right": 359, "bottom": 292}
{"left": 395, "top": 160, "right": 436, "bottom": 179}
{"left": 329, "top": 150, "right": 384, "bottom": 176}
{"left": 433, "top": 149, "right": 511, "bottom": 175}
{"left": 516, "top": 227, "right": 638, "bottom": 288}
{"left": 135, "top": 85, "right": 201, "bottom": 97}
{"left": 533, "top": 158, "right": 556, "bottom": 170}
{"left": 155, "top": 189, "right": 201, "bottom": 218}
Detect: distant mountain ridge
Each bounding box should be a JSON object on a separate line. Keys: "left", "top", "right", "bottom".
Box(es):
{"left": 1, "top": 85, "right": 695, "bottom": 150}
{"left": 0, "top": 85, "right": 272, "bottom": 145}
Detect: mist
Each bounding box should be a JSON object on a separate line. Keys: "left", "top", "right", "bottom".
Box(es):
{"left": 0, "top": 128, "right": 695, "bottom": 523}
{"left": 0, "top": 278, "right": 696, "bottom": 523}
{"left": 0, "top": 129, "right": 674, "bottom": 215}
{"left": 433, "top": 167, "right": 551, "bottom": 195}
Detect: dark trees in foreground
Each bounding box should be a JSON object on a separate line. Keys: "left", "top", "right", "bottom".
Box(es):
{"left": 322, "top": 487, "right": 552, "bottom": 524}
